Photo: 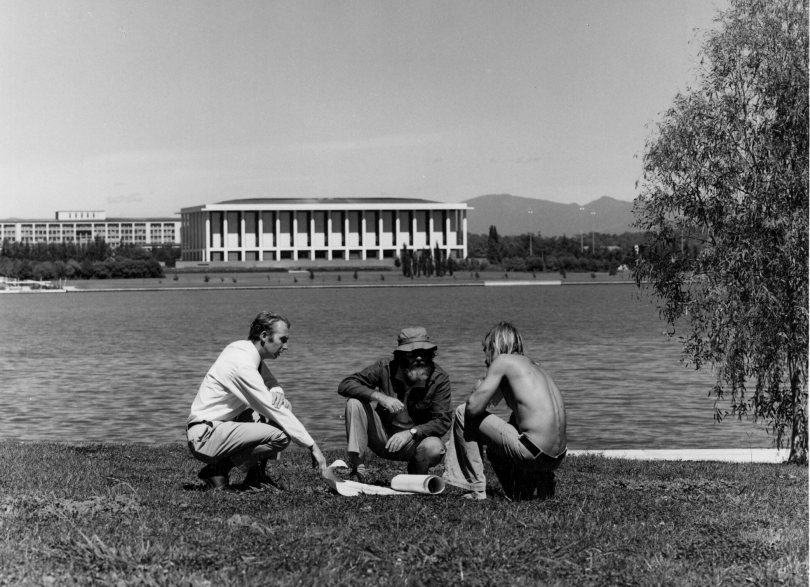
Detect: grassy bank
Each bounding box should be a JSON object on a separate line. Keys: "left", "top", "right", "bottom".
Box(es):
{"left": 1, "top": 442, "right": 805, "bottom": 586}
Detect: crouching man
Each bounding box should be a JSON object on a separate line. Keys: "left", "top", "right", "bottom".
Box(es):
{"left": 187, "top": 311, "right": 327, "bottom": 492}
{"left": 443, "top": 322, "right": 567, "bottom": 500}
{"left": 337, "top": 327, "right": 451, "bottom": 482}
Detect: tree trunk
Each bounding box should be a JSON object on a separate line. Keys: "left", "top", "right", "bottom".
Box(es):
{"left": 788, "top": 366, "right": 807, "bottom": 464}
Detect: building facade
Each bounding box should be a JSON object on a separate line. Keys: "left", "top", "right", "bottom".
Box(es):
{"left": 179, "top": 198, "right": 470, "bottom": 263}
{"left": 0, "top": 212, "right": 181, "bottom": 249}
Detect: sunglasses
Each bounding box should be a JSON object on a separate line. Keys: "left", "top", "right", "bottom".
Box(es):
{"left": 402, "top": 349, "right": 433, "bottom": 359}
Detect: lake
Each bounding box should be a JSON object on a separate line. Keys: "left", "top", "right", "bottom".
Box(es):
{"left": 0, "top": 284, "right": 772, "bottom": 449}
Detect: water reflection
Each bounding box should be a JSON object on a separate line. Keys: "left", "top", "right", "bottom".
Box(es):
{"left": 0, "top": 285, "right": 771, "bottom": 449}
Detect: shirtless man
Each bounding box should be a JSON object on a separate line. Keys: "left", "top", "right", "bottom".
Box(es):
{"left": 442, "top": 322, "right": 567, "bottom": 500}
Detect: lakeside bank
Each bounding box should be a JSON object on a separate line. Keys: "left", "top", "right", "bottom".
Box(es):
{"left": 0, "top": 270, "right": 639, "bottom": 293}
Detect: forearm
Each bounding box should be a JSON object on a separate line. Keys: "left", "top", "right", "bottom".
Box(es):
{"left": 337, "top": 365, "right": 385, "bottom": 401}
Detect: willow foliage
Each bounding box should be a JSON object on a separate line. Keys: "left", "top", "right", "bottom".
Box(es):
{"left": 633, "top": 0, "right": 808, "bottom": 462}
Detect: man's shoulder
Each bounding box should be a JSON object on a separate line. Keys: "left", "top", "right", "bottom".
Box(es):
{"left": 430, "top": 363, "right": 451, "bottom": 381}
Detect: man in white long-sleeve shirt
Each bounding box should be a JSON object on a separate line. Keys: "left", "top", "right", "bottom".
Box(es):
{"left": 187, "top": 311, "right": 327, "bottom": 491}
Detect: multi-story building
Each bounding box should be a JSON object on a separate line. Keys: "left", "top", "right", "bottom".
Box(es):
{"left": 0, "top": 211, "right": 181, "bottom": 249}
{"left": 178, "top": 198, "right": 470, "bottom": 265}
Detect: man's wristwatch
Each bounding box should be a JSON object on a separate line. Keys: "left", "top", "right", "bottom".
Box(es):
{"left": 409, "top": 428, "right": 418, "bottom": 437}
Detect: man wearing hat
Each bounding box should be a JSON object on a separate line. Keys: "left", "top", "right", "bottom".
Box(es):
{"left": 337, "top": 326, "right": 452, "bottom": 481}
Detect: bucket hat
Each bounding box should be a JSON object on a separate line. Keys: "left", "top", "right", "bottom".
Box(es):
{"left": 394, "top": 326, "right": 437, "bottom": 353}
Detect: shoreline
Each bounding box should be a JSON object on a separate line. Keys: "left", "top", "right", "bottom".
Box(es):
{"left": 0, "top": 440, "right": 786, "bottom": 462}
{"left": 0, "top": 279, "right": 639, "bottom": 293}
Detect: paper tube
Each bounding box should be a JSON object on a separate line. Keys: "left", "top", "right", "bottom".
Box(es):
{"left": 390, "top": 474, "right": 446, "bottom": 494}
{"left": 323, "top": 460, "right": 445, "bottom": 496}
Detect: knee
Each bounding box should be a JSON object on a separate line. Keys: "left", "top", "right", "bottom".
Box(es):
{"left": 345, "top": 398, "right": 367, "bottom": 416}
{"left": 417, "top": 437, "right": 446, "bottom": 462}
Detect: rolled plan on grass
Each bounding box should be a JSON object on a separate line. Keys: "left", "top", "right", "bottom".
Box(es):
{"left": 390, "top": 474, "right": 445, "bottom": 494}
{"left": 323, "top": 460, "right": 445, "bottom": 496}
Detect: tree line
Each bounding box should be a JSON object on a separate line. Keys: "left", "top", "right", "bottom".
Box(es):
{"left": 0, "top": 238, "right": 180, "bottom": 281}
{"left": 468, "top": 227, "right": 653, "bottom": 274}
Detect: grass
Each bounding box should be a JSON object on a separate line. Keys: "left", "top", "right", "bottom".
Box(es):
{"left": 0, "top": 442, "right": 806, "bottom": 586}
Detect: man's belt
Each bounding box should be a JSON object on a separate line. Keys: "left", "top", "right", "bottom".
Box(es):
{"left": 518, "top": 434, "right": 566, "bottom": 462}
{"left": 187, "top": 420, "right": 209, "bottom": 430}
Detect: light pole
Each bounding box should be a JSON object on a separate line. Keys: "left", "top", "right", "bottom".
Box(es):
{"left": 579, "top": 207, "right": 585, "bottom": 252}
{"left": 527, "top": 210, "right": 533, "bottom": 257}
{"left": 590, "top": 210, "right": 596, "bottom": 252}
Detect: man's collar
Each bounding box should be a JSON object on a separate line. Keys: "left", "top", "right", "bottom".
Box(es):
{"left": 242, "top": 339, "right": 263, "bottom": 368}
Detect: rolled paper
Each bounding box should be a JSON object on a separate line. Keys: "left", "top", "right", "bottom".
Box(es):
{"left": 322, "top": 460, "right": 445, "bottom": 496}
{"left": 390, "top": 474, "right": 446, "bottom": 494}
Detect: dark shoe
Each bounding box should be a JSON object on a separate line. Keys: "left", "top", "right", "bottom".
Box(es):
{"left": 348, "top": 464, "right": 367, "bottom": 485}
{"left": 198, "top": 460, "right": 233, "bottom": 491}
{"left": 241, "top": 462, "right": 285, "bottom": 492}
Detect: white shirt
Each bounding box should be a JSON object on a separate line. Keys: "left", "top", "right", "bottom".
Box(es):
{"left": 188, "top": 340, "right": 315, "bottom": 448}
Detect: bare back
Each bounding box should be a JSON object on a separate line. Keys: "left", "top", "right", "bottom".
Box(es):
{"left": 498, "top": 354, "right": 567, "bottom": 456}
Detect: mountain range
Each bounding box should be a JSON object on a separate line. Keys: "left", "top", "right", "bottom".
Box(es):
{"left": 463, "top": 194, "right": 637, "bottom": 237}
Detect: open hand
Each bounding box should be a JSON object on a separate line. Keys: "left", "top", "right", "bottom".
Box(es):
{"left": 270, "top": 391, "right": 290, "bottom": 410}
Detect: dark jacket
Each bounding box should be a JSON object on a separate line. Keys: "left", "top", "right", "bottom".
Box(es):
{"left": 337, "top": 357, "right": 452, "bottom": 441}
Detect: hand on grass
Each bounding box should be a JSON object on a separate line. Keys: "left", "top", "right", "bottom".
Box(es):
{"left": 385, "top": 430, "right": 413, "bottom": 454}
{"left": 310, "top": 445, "right": 327, "bottom": 476}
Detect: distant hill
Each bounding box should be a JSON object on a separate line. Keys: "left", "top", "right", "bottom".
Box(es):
{"left": 463, "top": 194, "right": 636, "bottom": 236}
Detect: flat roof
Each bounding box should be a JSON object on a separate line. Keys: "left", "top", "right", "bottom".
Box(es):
{"left": 0, "top": 217, "right": 180, "bottom": 223}
{"left": 216, "top": 197, "right": 436, "bottom": 205}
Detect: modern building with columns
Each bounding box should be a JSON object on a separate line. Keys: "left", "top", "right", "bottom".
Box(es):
{"left": 179, "top": 198, "right": 470, "bottom": 264}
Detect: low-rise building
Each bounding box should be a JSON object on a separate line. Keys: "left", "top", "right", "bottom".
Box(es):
{"left": 0, "top": 212, "right": 181, "bottom": 249}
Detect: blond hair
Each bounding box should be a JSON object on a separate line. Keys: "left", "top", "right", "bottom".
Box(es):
{"left": 483, "top": 322, "right": 524, "bottom": 366}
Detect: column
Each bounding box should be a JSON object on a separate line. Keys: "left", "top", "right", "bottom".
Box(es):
{"left": 205, "top": 214, "right": 211, "bottom": 262}
{"left": 222, "top": 214, "right": 229, "bottom": 261}
{"left": 462, "top": 212, "right": 468, "bottom": 258}
{"left": 378, "top": 211, "right": 384, "bottom": 259}
{"left": 258, "top": 212, "right": 264, "bottom": 249}
{"left": 344, "top": 212, "right": 349, "bottom": 258}
{"left": 240, "top": 213, "right": 246, "bottom": 258}
{"left": 445, "top": 212, "right": 451, "bottom": 257}
{"left": 327, "top": 212, "right": 333, "bottom": 260}
{"left": 360, "top": 212, "right": 366, "bottom": 259}
{"left": 275, "top": 214, "right": 281, "bottom": 258}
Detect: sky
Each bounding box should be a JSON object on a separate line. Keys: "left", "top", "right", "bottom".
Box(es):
{"left": 0, "top": 0, "right": 726, "bottom": 219}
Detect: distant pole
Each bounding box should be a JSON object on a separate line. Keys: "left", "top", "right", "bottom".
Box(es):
{"left": 590, "top": 210, "right": 596, "bottom": 252}
{"left": 579, "top": 207, "right": 585, "bottom": 252}
{"left": 527, "top": 210, "right": 533, "bottom": 257}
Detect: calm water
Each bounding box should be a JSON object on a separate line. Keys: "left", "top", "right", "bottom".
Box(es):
{"left": 0, "top": 285, "right": 771, "bottom": 449}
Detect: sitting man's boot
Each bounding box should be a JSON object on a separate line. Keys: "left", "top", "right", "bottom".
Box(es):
{"left": 241, "top": 460, "right": 284, "bottom": 492}
{"left": 346, "top": 452, "right": 367, "bottom": 484}
{"left": 197, "top": 459, "right": 235, "bottom": 492}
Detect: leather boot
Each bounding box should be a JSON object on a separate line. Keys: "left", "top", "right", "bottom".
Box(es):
{"left": 241, "top": 460, "right": 284, "bottom": 492}
{"left": 197, "top": 459, "right": 234, "bottom": 491}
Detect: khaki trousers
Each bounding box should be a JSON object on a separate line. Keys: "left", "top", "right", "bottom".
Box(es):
{"left": 344, "top": 398, "right": 445, "bottom": 474}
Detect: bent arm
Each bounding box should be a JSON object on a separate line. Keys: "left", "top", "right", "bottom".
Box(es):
{"left": 233, "top": 366, "right": 315, "bottom": 448}
{"left": 337, "top": 360, "right": 385, "bottom": 401}
{"left": 465, "top": 358, "right": 509, "bottom": 417}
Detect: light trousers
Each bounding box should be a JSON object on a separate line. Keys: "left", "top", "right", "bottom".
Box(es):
{"left": 344, "top": 398, "right": 445, "bottom": 474}
{"left": 187, "top": 410, "right": 290, "bottom": 473}
{"left": 443, "top": 403, "right": 563, "bottom": 496}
